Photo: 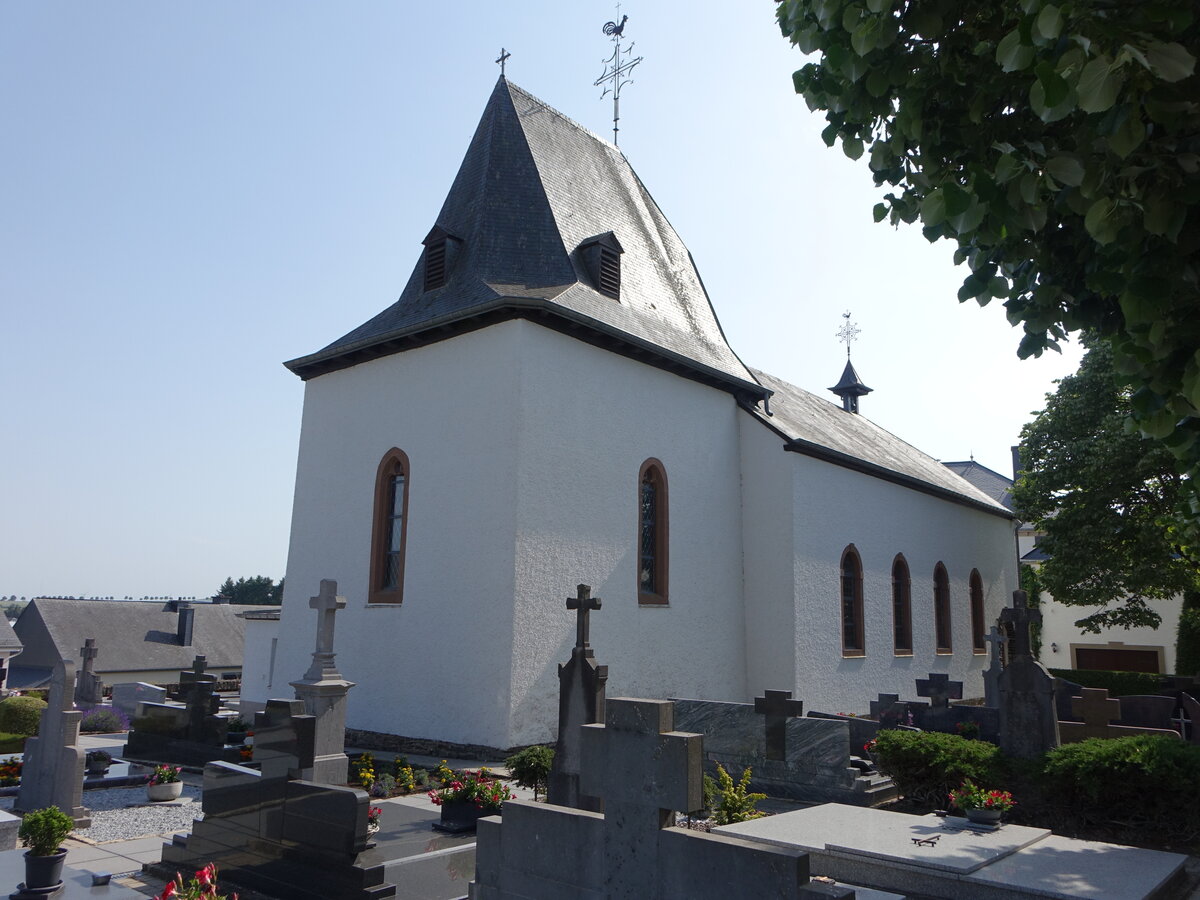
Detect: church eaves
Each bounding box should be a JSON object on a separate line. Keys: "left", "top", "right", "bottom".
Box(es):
{"left": 285, "top": 78, "right": 766, "bottom": 403}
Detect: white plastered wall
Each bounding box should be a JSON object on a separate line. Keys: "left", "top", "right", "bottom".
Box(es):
{"left": 786, "top": 452, "right": 1017, "bottom": 712}
{"left": 238, "top": 617, "right": 280, "bottom": 713}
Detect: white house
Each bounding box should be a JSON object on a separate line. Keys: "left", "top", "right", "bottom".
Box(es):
{"left": 271, "top": 78, "right": 1017, "bottom": 752}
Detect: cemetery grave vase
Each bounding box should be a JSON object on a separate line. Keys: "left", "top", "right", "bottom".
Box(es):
{"left": 965, "top": 807, "right": 1003, "bottom": 826}
{"left": 22, "top": 848, "right": 67, "bottom": 891}
{"left": 147, "top": 781, "right": 183, "bottom": 802}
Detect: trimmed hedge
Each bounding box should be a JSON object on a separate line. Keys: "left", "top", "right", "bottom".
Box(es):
{"left": 1042, "top": 735, "right": 1200, "bottom": 835}
{"left": 0, "top": 697, "right": 46, "bottom": 737}
{"left": 872, "top": 730, "right": 1002, "bottom": 806}
{"left": 0, "top": 734, "right": 25, "bottom": 755}
{"left": 1047, "top": 668, "right": 1162, "bottom": 697}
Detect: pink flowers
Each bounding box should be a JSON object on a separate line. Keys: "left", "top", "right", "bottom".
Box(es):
{"left": 154, "top": 863, "right": 237, "bottom": 900}
{"left": 427, "top": 767, "right": 514, "bottom": 812}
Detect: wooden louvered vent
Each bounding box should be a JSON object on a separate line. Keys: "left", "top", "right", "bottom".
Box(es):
{"left": 598, "top": 247, "right": 621, "bottom": 299}
{"left": 423, "top": 240, "right": 447, "bottom": 291}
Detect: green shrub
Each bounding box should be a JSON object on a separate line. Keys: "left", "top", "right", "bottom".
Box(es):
{"left": 351, "top": 752, "right": 376, "bottom": 788}
{"left": 712, "top": 763, "right": 766, "bottom": 825}
{"left": 1176, "top": 592, "right": 1200, "bottom": 678}
{"left": 873, "top": 730, "right": 1003, "bottom": 806}
{"left": 0, "top": 733, "right": 25, "bottom": 755}
{"left": 505, "top": 745, "right": 555, "bottom": 801}
{"left": 18, "top": 806, "right": 74, "bottom": 856}
{"left": 0, "top": 697, "right": 46, "bottom": 737}
{"left": 1041, "top": 735, "right": 1200, "bottom": 834}
{"left": 701, "top": 774, "right": 717, "bottom": 816}
{"left": 1046, "top": 668, "right": 1162, "bottom": 697}
{"left": 79, "top": 707, "right": 129, "bottom": 733}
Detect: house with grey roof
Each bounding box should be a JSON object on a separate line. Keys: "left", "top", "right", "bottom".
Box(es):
{"left": 270, "top": 78, "right": 1018, "bottom": 752}
{"left": 10, "top": 598, "right": 260, "bottom": 691}
{"left": 0, "top": 618, "right": 23, "bottom": 693}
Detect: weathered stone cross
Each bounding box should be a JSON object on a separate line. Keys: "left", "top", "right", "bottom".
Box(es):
{"left": 581, "top": 698, "right": 702, "bottom": 898}
{"left": 983, "top": 625, "right": 1005, "bottom": 667}
{"left": 1070, "top": 688, "right": 1123, "bottom": 739}
{"left": 915, "top": 673, "right": 963, "bottom": 709}
{"left": 567, "top": 584, "right": 601, "bottom": 650}
{"left": 303, "top": 578, "right": 346, "bottom": 681}
{"left": 1000, "top": 589, "right": 1040, "bottom": 659}
{"left": 79, "top": 638, "right": 98, "bottom": 673}
{"left": 753, "top": 689, "right": 804, "bottom": 761}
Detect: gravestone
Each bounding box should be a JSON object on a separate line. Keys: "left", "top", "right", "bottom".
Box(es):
{"left": 73, "top": 638, "right": 104, "bottom": 706}
{"left": 290, "top": 579, "right": 354, "bottom": 784}
{"left": 1182, "top": 693, "right": 1200, "bottom": 745}
{"left": 997, "top": 590, "right": 1060, "bottom": 759}
{"left": 123, "top": 658, "right": 236, "bottom": 766}
{"left": 111, "top": 681, "right": 167, "bottom": 720}
{"left": 754, "top": 690, "right": 804, "bottom": 761}
{"left": 868, "top": 694, "right": 918, "bottom": 730}
{"left": 913, "top": 673, "right": 963, "bottom": 733}
{"left": 1053, "top": 677, "right": 1084, "bottom": 722}
{"left": 157, "top": 699, "right": 393, "bottom": 900}
{"left": 174, "top": 655, "right": 211, "bottom": 703}
{"left": 547, "top": 584, "right": 607, "bottom": 811}
{"left": 982, "top": 626, "right": 1004, "bottom": 708}
{"left": 1058, "top": 688, "right": 1182, "bottom": 744}
{"left": 1114, "top": 695, "right": 1177, "bottom": 730}
{"left": 472, "top": 697, "right": 839, "bottom": 900}
{"left": 14, "top": 659, "right": 90, "bottom": 827}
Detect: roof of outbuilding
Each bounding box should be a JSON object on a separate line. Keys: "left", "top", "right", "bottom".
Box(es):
{"left": 0, "top": 617, "right": 22, "bottom": 654}
{"left": 942, "top": 460, "right": 1016, "bottom": 510}
{"left": 13, "top": 599, "right": 263, "bottom": 674}
{"left": 749, "top": 369, "right": 1012, "bottom": 517}
{"left": 285, "top": 78, "right": 765, "bottom": 400}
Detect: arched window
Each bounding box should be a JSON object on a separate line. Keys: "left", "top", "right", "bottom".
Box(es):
{"left": 970, "top": 569, "right": 986, "bottom": 653}
{"left": 840, "top": 545, "right": 865, "bottom": 656}
{"left": 934, "top": 562, "right": 952, "bottom": 654}
{"left": 638, "top": 459, "right": 668, "bottom": 605}
{"left": 892, "top": 555, "right": 912, "bottom": 655}
{"left": 369, "top": 448, "right": 410, "bottom": 604}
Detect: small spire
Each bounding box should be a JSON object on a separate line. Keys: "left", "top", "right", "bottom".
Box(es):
{"left": 830, "top": 312, "right": 871, "bottom": 413}
{"left": 496, "top": 47, "right": 511, "bottom": 77}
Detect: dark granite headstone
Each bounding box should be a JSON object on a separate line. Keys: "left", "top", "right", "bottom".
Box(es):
{"left": 1059, "top": 688, "right": 1182, "bottom": 744}
{"left": 547, "top": 584, "right": 607, "bottom": 812}
{"left": 123, "top": 657, "right": 235, "bottom": 766}
{"left": 753, "top": 690, "right": 804, "bottom": 761}
{"left": 997, "top": 590, "right": 1060, "bottom": 759}
{"left": 1115, "top": 695, "right": 1177, "bottom": 730}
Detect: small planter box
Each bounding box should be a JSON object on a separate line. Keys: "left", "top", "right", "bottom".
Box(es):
{"left": 147, "top": 781, "right": 184, "bottom": 802}
{"left": 433, "top": 800, "right": 495, "bottom": 834}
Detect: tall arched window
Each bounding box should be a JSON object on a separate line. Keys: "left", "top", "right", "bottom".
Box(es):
{"left": 840, "top": 545, "right": 865, "bottom": 656}
{"left": 933, "top": 562, "right": 952, "bottom": 654}
{"left": 892, "top": 555, "right": 912, "bottom": 655}
{"left": 970, "top": 569, "right": 986, "bottom": 653}
{"left": 369, "top": 448, "right": 410, "bottom": 604}
{"left": 638, "top": 459, "right": 669, "bottom": 605}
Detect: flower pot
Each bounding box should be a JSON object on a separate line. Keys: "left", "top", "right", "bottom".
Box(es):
{"left": 147, "top": 781, "right": 183, "bottom": 802}
{"left": 23, "top": 848, "right": 67, "bottom": 890}
{"left": 965, "top": 807, "right": 1002, "bottom": 825}
{"left": 434, "top": 800, "right": 494, "bottom": 834}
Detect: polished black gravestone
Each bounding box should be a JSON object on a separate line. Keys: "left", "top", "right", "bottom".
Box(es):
{"left": 156, "top": 699, "right": 394, "bottom": 900}
{"left": 753, "top": 690, "right": 804, "bottom": 762}
{"left": 124, "top": 657, "right": 236, "bottom": 767}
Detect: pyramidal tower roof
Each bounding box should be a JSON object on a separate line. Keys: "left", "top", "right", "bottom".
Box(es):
{"left": 285, "top": 78, "right": 765, "bottom": 400}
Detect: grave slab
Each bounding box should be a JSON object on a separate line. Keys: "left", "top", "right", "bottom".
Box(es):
{"left": 965, "top": 833, "right": 1186, "bottom": 900}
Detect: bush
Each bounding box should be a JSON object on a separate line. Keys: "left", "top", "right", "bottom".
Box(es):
{"left": 79, "top": 707, "right": 129, "bottom": 733}
{"left": 0, "top": 697, "right": 46, "bottom": 737}
{"left": 351, "top": 752, "right": 376, "bottom": 788}
{"left": 1041, "top": 735, "right": 1200, "bottom": 835}
{"left": 505, "top": 745, "right": 555, "bottom": 801}
{"left": 872, "top": 730, "right": 1003, "bottom": 806}
{"left": 712, "top": 763, "right": 766, "bottom": 826}
{"left": 0, "top": 734, "right": 25, "bottom": 755}
{"left": 1176, "top": 592, "right": 1200, "bottom": 679}
{"left": 1046, "top": 668, "right": 1162, "bottom": 697}
{"left": 18, "top": 806, "right": 74, "bottom": 856}
{"left": 369, "top": 774, "right": 397, "bottom": 798}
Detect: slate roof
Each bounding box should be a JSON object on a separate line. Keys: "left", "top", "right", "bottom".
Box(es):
{"left": 285, "top": 78, "right": 765, "bottom": 401}
{"left": 0, "top": 618, "right": 21, "bottom": 654}
{"left": 749, "top": 369, "right": 1012, "bottom": 517}
{"left": 12, "top": 599, "right": 262, "bottom": 676}
{"left": 942, "top": 460, "right": 1015, "bottom": 511}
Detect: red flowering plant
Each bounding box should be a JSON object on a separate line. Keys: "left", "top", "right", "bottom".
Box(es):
{"left": 147, "top": 764, "right": 182, "bottom": 786}
{"left": 154, "top": 862, "right": 237, "bottom": 900}
{"left": 948, "top": 781, "right": 1016, "bottom": 813}
{"left": 0, "top": 756, "right": 22, "bottom": 786}
{"left": 427, "top": 766, "right": 513, "bottom": 812}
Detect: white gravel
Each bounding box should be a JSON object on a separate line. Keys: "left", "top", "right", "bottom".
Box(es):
{"left": 78, "top": 785, "right": 205, "bottom": 843}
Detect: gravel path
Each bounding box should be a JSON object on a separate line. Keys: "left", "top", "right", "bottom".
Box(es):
{"left": 78, "top": 786, "right": 204, "bottom": 843}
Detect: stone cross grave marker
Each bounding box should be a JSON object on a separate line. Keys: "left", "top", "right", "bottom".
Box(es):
{"left": 982, "top": 626, "right": 1005, "bottom": 707}
{"left": 291, "top": 578, "right": 354, "bottom": 785}
{"left": 581, "top": 698, "right": 702, "bottom": 899}
{"left": 997, "top": 590, "right": 1060, "bottom": 758}
{"left": 1068, "top": 688, "right": 1123, "bottom": 739}
{"left": 567, "top": 583, "right": 600, "bottom": 649}
{"left": 999, "top": 591, "right": 1037, "bottom": 658}
{"left": 870, "top": 693, "right": 918, "bottom": 729}
{"left": 753, "top": 690, "right": 804, "bottom": 761}
{"left": 74, "top": 637, "right": 103, "bottom": 706}
{"left": 16, "top": 659, "right": 90, "bottom": 826}
{"left": 915, "top": 673, "right": 963, "bottom": 709}
{"left": 176, "top": 654, "right": 212, "bottom": 703}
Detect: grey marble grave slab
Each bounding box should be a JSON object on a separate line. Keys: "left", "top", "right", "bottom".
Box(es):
{"left": 0, "top": 847, "right": 142, "bottom": 899}
{"left": 964, "top": 833, "right": 1187, "bottom": 900}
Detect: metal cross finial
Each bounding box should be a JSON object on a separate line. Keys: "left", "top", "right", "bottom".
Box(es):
{"left": 837, "top": 311, "right": 861, "bottom": 358}
{"left": 496, "top": 47, "right": 511, "bottom": 77}
{"left": 594, "top": 4, "right": 643, "bottom": 146}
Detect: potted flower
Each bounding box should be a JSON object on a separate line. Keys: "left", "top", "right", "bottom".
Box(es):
{"left": 948, "top": 780, "right": 1016, "bottom": 825}
{"left": 146, "top": 764, "right": 184, "bottom": 802}
{"left": 367, "top": 805, "right": 383, "bottom": 835}
{"left": 17, "top": 806, "right": 74, "bottom": 892}
{"left": 428, "top": 766, "right": 513, "bottom": 833}
{"left": 86, "top": 749, "right": 113, "bottom": 776}
{"left": 224, "top": 716, "right": 250, "bottom": 745}
{"left": 154, "top": 862, "right": 236, "bottom": 900}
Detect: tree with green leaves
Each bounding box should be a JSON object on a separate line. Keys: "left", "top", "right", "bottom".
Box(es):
{"left": 1013, "top": 340, "right": 1199, "bottom": 631}
{"left": 776, "top": 0, "right": 1200, "bottom": 523}
{"left": 213, "top": 575, "right": 281, "bottom": 605}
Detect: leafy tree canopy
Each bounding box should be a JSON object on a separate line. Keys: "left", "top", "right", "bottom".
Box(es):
{"left": 214, "top": 575, "right": 283, "bottom": 605}
{"left": 1013, "top": 339, "right": 1199, "bottom": 631}
{"left": 776, "top": 0, "right": 1200, "bottom": 518}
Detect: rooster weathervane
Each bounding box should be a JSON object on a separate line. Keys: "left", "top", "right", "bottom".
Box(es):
{"left": 594, "top": 4, "right": 643, "bottom": 146}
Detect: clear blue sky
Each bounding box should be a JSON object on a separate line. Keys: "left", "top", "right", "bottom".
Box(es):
{"left": 1, "top": 2, "right": 1083, "bottom": 600}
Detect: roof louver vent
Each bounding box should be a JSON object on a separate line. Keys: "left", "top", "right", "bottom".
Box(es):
{"left": 421, "top": 226, "right": 462, "bottom": 292}
{"left": 578, "top": 232, "right": 624, "bottom": 301}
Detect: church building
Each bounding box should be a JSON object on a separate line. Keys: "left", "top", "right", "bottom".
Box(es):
{"left": 271, "top": 78, "right": 1016, "bottom": 751}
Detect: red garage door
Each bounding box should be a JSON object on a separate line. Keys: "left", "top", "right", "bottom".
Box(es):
{"left": 1074, "top": 647, "right": 1161, "bottom": 673}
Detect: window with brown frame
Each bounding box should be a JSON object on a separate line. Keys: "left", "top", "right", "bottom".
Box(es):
{"left": 934, "top": 562, "right": 952, "bottom": 653}
{"left": 892, "top": 554, "right": 912, "bottom": 655}
{"left": 840, "top": 545, "right": 865, "bottom": 656}
{"left": 637, "top": 459, "right": 668, "bottom": 605}
{"left": 368, "top": 448, "right": 410, "bottom": 604}
{"left": 970, "top": 569, "right": 986, "bottom": 653}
